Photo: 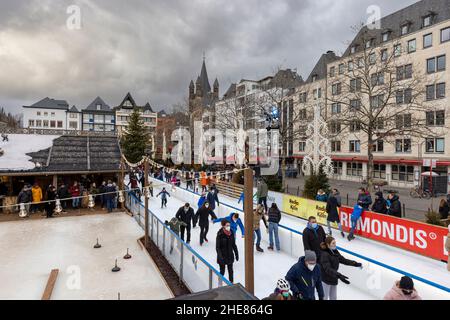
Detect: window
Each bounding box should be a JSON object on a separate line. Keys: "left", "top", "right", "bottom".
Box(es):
{"left": 396, "top": 89, "right": 412, "bottom": 104}
{"left": 427, "top": 83, "right": 446, "bottom": 100}
{"left": 357, "top": 57, "right": 364, "bottom": 68}
{"left": 351, "top": 46, "right": 357, "bottom": 54}
{"left": 376, "top": 117, "right": 384, "bottom": 130}
{"left": 298, "top": 141, "right": 306, "bottom": 152}
{"left": 397, "top": 64, "right": 412, "bottom": 80}
{"left": 437, "top": 55, "right": 446, "bottom": 71}
{"left": 396, "top": 114, "right": 412, "bottom": 129}
{"left": 423, "top": 33, "right": 433, "bottom": 48}
{"left": 312, "top": 75, "right": 318, "bottom": 82}
{"left": 44, "top": 112, "right": 48, "bottom": 116}
{"left": 372, "top": 140, "right": 384, "bottom": 153}
{"left": 382, "top": 32, "right": 390, "bottom": 42}
{"left": 331, "top": 103, "right": 341, "bottom": 114}
{"left": 36, "top": 120, "right": 42, "bottom": 127}
{"left": 329, "top": 67, "right": 335, "bottom": 77}
{"left": 299, "top": 92, "right": 307, "bottom": 103}
{"left": 373, "top": 164, "right": 386, "bottom": 179}
{"left": 37, "top": 112, "right": 41, "bottom": 116}
{"left": 57, "top": 121, "right": 63, "bottom": 128}
{"left": 69, "top": 113, "right": 77, "bottom": 118}
{"left": 350, "top": 99, "right": 361, "bottom": 111}
{"left": 329, "top": 121, "right": 341, "bottom": 134}
{"left": 43, "top": 120, "right": 49, "bottom": 128}
{"left": 94, "top": 114, "right": 104, "bottom": 123}
{"left": 349, "top": 140, "right": 361, "bottom": 153}
{"left": 350, "top": 120, "right": 361, "bottom": 132}
{"left": 299, "top": 109, "right": 307, "bottom": 120}
{"left": 423, "top": 15, "right": 432, "bottom": 28}
{"left": 428, "top": 55, "right": 446, "bottom": 73}
{"left": 347, "top": 163, "right": 363, "bottom": 177}
{"left": 381, "top": 49, "right": 388, "bottom": 61}
{"left": 370, "top": 95, "right": 384, "bottom": 108}
{"left": 28, "top": 120, "right": 35, "bottom": 127}
{"left": 426, "top": 110, "right": 445, "bottom": 126}
{"left": 395, "top": 139, "right": 412, "bottom": 153}
{"left": 366, "top": 39, "right": 373, "bottom": 49}
{"left": 441, "top": 27, "right": 450, "bottom": 43}
{"left": 407, "top": 39, "right": 416, "bottom": 53}
{"left": 96, "top": 104, "right": 101, "bottom": 111}
{"left": 332, "top": 83, "right": 341, "bottom": 95}
{"left": 338, "top": 64, "right": 345, "bottom": 74}
{"left": 426, "top": 138, "right": 445, "bottom": 153}
{"left": 50, "top": 121, "right": 56, "bottom": 128}
{"left": 369, "top": 52, "right": 376, "bottom": 64}
{"left": 401, "top": 24, "right": 410, "bottom": 35}
{"left": 331, "top": 141, "right": 341, "bottom": 152}
{"left": 348, "top": 61, "right": 354, "bottom": 71}
{"left": 313, "top": 88, "right": 322, "bottom": 99}
{"left": 51, "top": 112, "right": 55, "bottom": 117}
{"left": 350, "top": 78, "right": 361, "bottom": 92}
{"left": 371, "top": 72, "right": 384, "bottom": 86}
{"left": 405, "top": 64, "right": 412, "bottom": 78}
{"left": 69, "top": 121, "right": 78, "bottom": 129}
{"left": 333, "top": 162, "right": 343, "bottom": 175}
{"left": 394, "top": 44, "right": 402, "bottom": 57}
{"left": 392, "top": 165, "right": 414, "bottom": 182}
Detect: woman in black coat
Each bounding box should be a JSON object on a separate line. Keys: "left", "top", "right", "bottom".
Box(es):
{"left": 195, "top": 201, "right": 217, "bottom": 246}
{"left": 320, "top": 236, "right": 362, "bottom": 300}
{"left": 326, "top": 189, "right": 344, "bottom": 238}
{"left": 216, "top": 219, "right": 239, "bottom": 283}
{"left": 45, "top": 185, "right": 57, "bottom": 218}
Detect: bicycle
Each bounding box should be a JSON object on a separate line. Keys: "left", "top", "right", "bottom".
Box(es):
{"left": 409, "top": 187, "right": 431, "bottom": 199}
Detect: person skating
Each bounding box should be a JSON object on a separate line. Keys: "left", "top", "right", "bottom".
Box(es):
{"left": 175, "top": 203, "right": 194, "bottom": 244}
{"left": 347, "top": 204, "right": 363, "bottom": 241}
{"left": 165, "top": 217, "right": 187, "bottom": 254}
{"left": 386, "top": 192, "right": 402, "bottom": 218}
{"left": 45, "top": 185, "right": 57, "bottom": 218}
{"left": 253, "top": 204, "right": 268, "bottom": 252}
{"left": 384, "top": 276, "right": 422, "bottom": 300}
{"left": 256, "top": 178, "right": 269, "bottom": 212}
{"left": 195, "top": 201, "right": 218, "bottom": 246}
{"left": 267, "top": 203, "right": 281, "bottom": 251}
{"left": 262, "top": 279, "right": 294, "bottom": 300}
{"left": 206, "top": 187, "right": 220, "bottom": 211}
{"left": 371, "top": 191, "right": 387, "bottom": 214}
{"left": 285, "top": 250, "right": 324, "bottom": 300}
{"left": 326, "top": 189, "right": 344, "bottom": 237}
{"left": 156, "top": 188, "right": 171, "bottom": 208}
{"left": 200, "top": 171, "right": 208, "bottom": 193}
{"left": 357, "top": 188, "right": 372, "bottom": 210}
{"left": 319, "top": 236, "right": 362, "bottom": 300}
{"left": 213, "top": 212, "right": 245, "bottom": 238}
{"left": 216, "top": 219, "right": 239, "bottom": 283}
{"left": 302, "top": 216, "right": 327, "bottom": 260}
{"left": 197, "top": 191, "right": 207, "bottom": 210}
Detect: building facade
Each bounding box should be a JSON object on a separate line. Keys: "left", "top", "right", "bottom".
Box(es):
{"left": 23, "top": 98, "right": 70, "bottom": 130}
{"left": 82, "top": 97, "right": 116, "bottom": 132}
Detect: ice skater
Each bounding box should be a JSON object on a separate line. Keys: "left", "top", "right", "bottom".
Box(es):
{"left": 165, "top": 217, "right": 187, "bottom": 254}
{"left": 156, "top": 188, "right": 171, "bottom": 208}
{"left": 175, "top": 203, "right": 194, "bottom": 244}
{"left": 195, "top": 201, "right": 217, "bottom": 246}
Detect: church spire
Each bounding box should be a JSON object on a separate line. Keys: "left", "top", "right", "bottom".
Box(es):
{"left": 199, "top": 56, "right": 211, "bottom": 94}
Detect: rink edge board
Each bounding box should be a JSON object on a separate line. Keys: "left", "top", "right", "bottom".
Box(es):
{"left": 127, "top": 192, "right": 233, "bottom": 288}
{"left": 153, "top": 179, "right": 450, "bottom": 294}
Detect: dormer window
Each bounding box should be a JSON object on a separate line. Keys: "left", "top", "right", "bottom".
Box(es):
{"left": 350, "top": 45, "right": 357, "bottom": 54}
{"left": 365, "top": 38, "right": 374, "bottom": 49}
{"left": 382, "top": 32, "right": 390, "bottom": 42}
{"left": 401, "top": 23, "right": 410, "bottom": 36}
{"left": 96, "top": 104, "right": 101, "bottom": 110}
{"left": 423, "top": 15, "right": 432, "bottom": 28}
{"left": 312, "top": 75, "right": 318, "bottom": 82}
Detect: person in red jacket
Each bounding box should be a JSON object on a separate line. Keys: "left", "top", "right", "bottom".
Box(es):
{"left": 69, "top": 181, "right": 81, "bottom": 209}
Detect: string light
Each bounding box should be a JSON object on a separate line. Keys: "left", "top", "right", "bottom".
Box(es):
{"left": 88, "top": 195, "right": 95, "bottom": 209}
{"left": 55, "top": 199, "right": 62, "bottom": 214}
{"left": 118, "top": 191, "right": 125, "bottom": 203}
{"left": 19, "top": 203, "right": 27, "bottom": 218}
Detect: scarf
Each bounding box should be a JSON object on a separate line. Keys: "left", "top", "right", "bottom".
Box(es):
{"left": 223, "top": 228, "right": 232, "bottom": 236}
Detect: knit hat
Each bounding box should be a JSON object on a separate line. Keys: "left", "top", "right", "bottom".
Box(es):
{"left": 304, "top": 250, "right": 317, "bottom": 263}
{"left": 399, "top": 276, "right": 414, "bottom": 290}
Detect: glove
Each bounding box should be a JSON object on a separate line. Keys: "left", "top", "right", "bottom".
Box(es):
{"left": 235, "top": 254, "right": 239, "bottom": 262}
{"left": 337, "top": 273, "right": 350, "bottom": 285}
{"left": 353, "top": 262, "right": 362, "bottom": 268}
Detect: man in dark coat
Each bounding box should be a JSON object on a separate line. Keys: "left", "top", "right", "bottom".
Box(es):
{"left": 176, "top": 203, "right": 195, "bottom": 243}
{"left": 302, "top": 216, "right": 327, "bottom": 260}
{"left": 104, "top": 181, "right": 116, "bottom": 213}
{"left": 326, "top": 189, "right": 344, "bottom": 237}
{"left": 57, "top": 183, "right": 70, "bottom": 210}
{"left": 387, "top": 193, "right": 402, "bottom": 218}
{"left": 357, "top": 188, "right": 372, "bottom": 210}
{"left": 195, "top": 201, "right": 218, "bottom": 246}
{"left": 216, "top": 219, "right": 239, "bottom": 283}
{"left": 206, "top": 188, "right": 220, "bottom": 211}
{"left": 285, "top": 250, "right": 324, "bottom": 300}
{"left": 372, "top": 191, "right": 387, "bottom": 214}
{"left": 45, "top": 185, "right": 57, "bottom": 218}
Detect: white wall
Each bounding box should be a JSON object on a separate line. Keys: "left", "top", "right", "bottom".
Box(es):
{"left": 22, "top": 107, "right": 68, "bottom": 130}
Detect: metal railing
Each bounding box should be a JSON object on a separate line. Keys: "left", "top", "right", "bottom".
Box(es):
{"left": 124, "top": 191, "right": 232, "bottom": 293}
{"left": 0, "top": 127, "right": 117, "bottom": 137}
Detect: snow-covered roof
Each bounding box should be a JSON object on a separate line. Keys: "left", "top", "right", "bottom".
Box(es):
{"left": 0, "top": 134, "right": 59, "bottom": 171}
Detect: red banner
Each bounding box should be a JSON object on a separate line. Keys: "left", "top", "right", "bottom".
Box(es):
{"left": 339, "top": 207, "right": 449, "bottom": 261}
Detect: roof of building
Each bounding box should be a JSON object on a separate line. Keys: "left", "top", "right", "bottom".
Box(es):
{"left": 270, "top": 69, "right": 304, "bottom": 89}
{"left": 143, "top": 102, "right": 154, "bottom": 113}
{"left": 199, "top": 59, "right": 212, "bottom": 94}
{"left": 117, "top": 92, "right": 138, "bottom": 109}
{"left": 343, "top": 0, "right": 450, "bottom": 57}
{"left": 24, "top": 97, "right": 69, "bottom": 110}
{"left": 306, "top": 51, "right": 340, "bottom": 83}
{"left": 223, "top": 83, "right": 237, "bottom": 99}
{"left": 85, "top": 96, "right": 112, "bottom": 111}
{"left": 68, "top": 106, "right": 80, "bottom": 113}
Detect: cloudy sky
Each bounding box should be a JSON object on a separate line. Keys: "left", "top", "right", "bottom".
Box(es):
{"left": 0, "top": 0, "right": 417, "bottom": 115}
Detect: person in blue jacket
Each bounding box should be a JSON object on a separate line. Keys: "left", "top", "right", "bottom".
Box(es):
{"left": 315, "top": 189, "right": 328, "bottom": 202}
{"left": 213, "top": 212, "right": 245, "bottom": 238}
{"left": 347, "top": 204, "right": 363, "bottom": 241}
{"left": 285, "top": 250, "right": 324, "bottom": 300}
{"left": 237, "top": 192, "right": 245, "bottom": 210}
{"left": 206, "top": 187, "right": 220, "bottom": 211}
{"left": 198, "top": 192, "right": 207, "bottom": 208}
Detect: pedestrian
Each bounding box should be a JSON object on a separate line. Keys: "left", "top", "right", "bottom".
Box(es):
{"left": 98, "top": 181, "right": 106, "bottom": 209}
{"left": 253, "top": 204, "right": 268, "bottom": 252}
{"left": 267, "top": 203, "right": 281, "bottom": 251}
{"left": 69, "top": 181, "right": 81, "bottom": 209}
{"left": 206, "top": 187, "right": 220, "bottom": 211}
{"left": 17, "top": 185, "right": 32, "bottom": 216}
{"left": 320, "top": 236, "right": 363, "bottom": 300}
{"left": 316, "top": 189, "right": 328, "bottom": 202}
{"left": 302, "top": 216, "right": 327, "bottom": 260}
{"left": 195, "top": 201, "right": 218, "bottom": 246}
{"left": 445, "top": 225, "right": 450, "bottom": 271}
{"left": 347, "top": 204, "right": 363, "bottom": 241}
{"left": 262, "top": 279, "right": 294, "bottom": 301}
{"left": 104, "top": 180, "right": 115, "bottom": 213}
{"left": 45, "top": 185, "right": 57, "bottom": 218}
{"left": 384, "top": 276, "right": 422, "bottom": 300}
{"left": 112, "top": 182, "right": 118, "bottom": 209}
{"left": 148, "top": 181, "right": 154, "bottom": 197}
{"left": 176, "top": 203, "right": 194, "bottom": 244}
{"left": 439, "top": 199, "right": 449, "bottom": 220}
{"left": 326, "top": 189, "right": 344, "bottom": 238}
{"left": 197, "top": 191, "right": 207, "bottom": 210}
{"left": 216, "top": 219, "right": 239, "bottom": 283}
{"left": 237, "top": 191, "right": 245, "bottom": 210}
{"left": 200, "top": 171, "right": 208, "bottom": 193}
{"left": 58, "top": 183, "right": 70, "bottom": 211}
{"left": 165, "top": 217, "right": 187, "bottom": 254}
{"left": 357, "top": 188, "right": 372, "bottom": 210}
{"left": 256, "top": 178, "right": 269, "bottom": 212}
{"left": 156, "top": 188, "right": 171, "bottom": 208}
{"left": 213, "top": 212, "right": 245, "bottom": 238}
{"left": 285, "top": 250, "right": 324, "bottom": 300}
{"left": 372, "top": 191, "right": 387, "bottom": 214}
{"left": 31, "top": 182, "right": 43, "bottom": 214}
{"left": 386, "top": 192, "right": 402, "bottom": 218}
{"left": 186, "top": 171, "right": 193, "bottom": 190}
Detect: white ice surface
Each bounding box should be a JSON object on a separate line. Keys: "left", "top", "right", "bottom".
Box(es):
{"left": 0, "top": 134, "right": 59, "bottom": 170}
{"left": 144, "top": 178, "right": 450, "bottom": 300}
{"left": 0, "top": 213, "right": 173, "bottom": 300}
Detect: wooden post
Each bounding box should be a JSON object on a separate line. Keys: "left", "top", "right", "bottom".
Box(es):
{"left": 144, "top": 158, "right": 149, "bottom": 249}
{"left": 243, "top": 168, "right": 254, "bottom": 294}
{"left": 41, "top": 269, "right": 59, "bottom": 300}
{"left": 120, "top": 158, "right": 125, "bottom": 209}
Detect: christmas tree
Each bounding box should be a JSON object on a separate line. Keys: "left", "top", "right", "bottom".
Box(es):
{"left": 121, "top": 109, "right": 150, "bottom": 163}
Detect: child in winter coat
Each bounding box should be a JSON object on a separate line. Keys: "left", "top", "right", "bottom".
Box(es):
{"left": 384, "top": 276, "right": 422, "bottom": 300}
{"left": 157, "top": 188, "right": 171, "bottom": 208}
{"left": 347, "top": 204, "right": 363, "bottom": 241}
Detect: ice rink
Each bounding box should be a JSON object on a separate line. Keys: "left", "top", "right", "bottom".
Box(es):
{"left": 0, "top": 213, "right": 173, "bottom": 300}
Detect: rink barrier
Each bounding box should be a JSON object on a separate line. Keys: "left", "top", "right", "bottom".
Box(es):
{"left": 155, "top": 179, "right": 450, "bottom": 299}
{"left": 125, "top": 191, "right": 233, "bottom": 293}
